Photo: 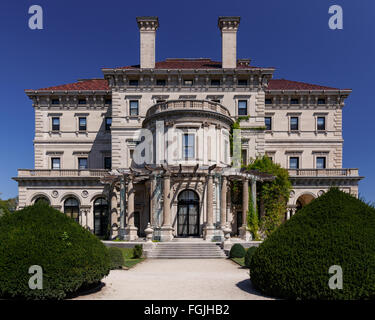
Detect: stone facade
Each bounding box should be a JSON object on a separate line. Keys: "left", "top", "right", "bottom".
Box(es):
{"left": 14, "top": 16, "right": 363, "bottom": 240}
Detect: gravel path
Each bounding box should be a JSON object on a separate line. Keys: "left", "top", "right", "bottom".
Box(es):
{"left": 74, "top": 259, "right": 272, "bottom": 300}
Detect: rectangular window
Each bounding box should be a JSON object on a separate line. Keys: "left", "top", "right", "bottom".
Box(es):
{"left": 104, "top": 157, "right": 112, "bottom": 170}
{"left": 156, "top": 79, "right": 166, "bottom": 86}
{"left": 238, "top": 79, "right": 247, "bottom": 86}
{"left": 317, "top": 117, "right": 326, "bottom": 131}
{"left": 78, "top": 99, "right": 86, "bottom": 105}
{"left": 105, "top": 98, "right": 112, "bottom": 105}
{"left": 51, "top": 158, "right": 60, "bottom": 170}
{"left": 241, "top": 150, "right": 247, "bottom": 166}
{"left": 78, "top": 158, "right": 88, "bottom": 170}
{"left": 52, "top": 117, "right": 60, "bottom": 131}
{"left": 130, "top": 100, "right": 139, "bottom": 116}
{"left": 129, "top": 79, "right": 139, "bottom": 86}
{"left": 211, "top": 79, "right": 220, "bottom": 86}
{"left": 265, "top": 98, "right": 272, "bottom": 105}
{"left": 182, "top": 134, "right": 195, "bottom": 159}
{"left": 238, "top": 100, "right": 248, "bottom": 116}
{"left": 289, "top": 157, "right": 299, "bottom": 169}
{"left": 265, "top": 117, "right": 272, "bottom": 130}
{"left": 290, "top": 98, "right": 299, "bottom": 105}
{"left": 51, "top": 99, "right": 60, "bottom": 105}
{"left": 290, "top": 117, "right": 299, "bottom": 131}
{"left": 318, "top": 98, "right": 326, "bottom": 105}
{"left": 316, "top": 157, "right": 326, "bottom": 169}
{"left": 79, "top": 117, "right": 87, "bottom": 131}
{"left": 105, "top": 117, "right": 112, "bottom": 131}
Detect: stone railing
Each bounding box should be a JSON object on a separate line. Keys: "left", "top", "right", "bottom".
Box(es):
{"left": 146, "top": 99, "right": 231, "bottom": 118}
{"left": 17, "top": 169, "right": 109, "bottom": 177}
{"left": 288, "top": 168, "right": 359, "bottom": 177}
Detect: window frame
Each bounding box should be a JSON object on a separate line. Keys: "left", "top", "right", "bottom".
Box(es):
{"left": 316, "top": 156, "right": 327, "bottom": 169}
{"left": 182, "top": 133, "right": 195, "bottom": 160}
{"left": 78, "top": 117, "right": 87, "bottom": 131}
{"left": 289, "top": 156, "right": 300, "bottom": 169}
{"left": 104, "top": 156, "right": 112, "bottom": 170}
{"left": 129, "top": 100, "right": 139, "bottom": 116}
{"left": 105, "top": 117, "right": 112, "bottom": 131}
{"left": 265, "top": 117, "right": 272, "bottom": 131}
{"left": 210, "top": 79, "right": 220, "bottom": 86}
{"left": 238, "top": 100, "right": 248, "bottom": 116}
{"left": 52, "top": 117, "right": 60, "bottom": 131}
{"left": 129, "top": 79, "right": 139, "bottom": 86}
{"left": 78, "top": 157, "right": 88, "bottom": 170}
{"left": 317, "top": 116, "right": 326, "bottom": 131}
{"left": 51, "top": 157, "right": 61, "bottom": 170}
{"left": 290, "top": 116, "right": 299, "bottom": 131}
{"left": 237, "top": 79, "right": 247, "bottom": 86}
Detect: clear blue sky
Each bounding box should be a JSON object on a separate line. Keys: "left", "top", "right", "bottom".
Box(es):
{"left": 0, "top": 0, "right": 374, "bottom": 202}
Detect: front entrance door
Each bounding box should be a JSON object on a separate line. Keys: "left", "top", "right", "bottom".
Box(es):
{"left": 177, "top": 190, "right": 199, "bottom": 237}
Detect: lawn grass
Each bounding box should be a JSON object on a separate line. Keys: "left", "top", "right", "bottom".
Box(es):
{"left": 118, "top": 247, "right": 144, "bottom": 269}
{"left": 231, "top": 257, "right": 246, "bottom": 267}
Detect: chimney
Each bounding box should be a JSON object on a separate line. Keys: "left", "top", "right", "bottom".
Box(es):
{"left": 218, "top": 16, "right": 240, "bottom": 69}
{"left": 136, "top": 16, "right": 159, "bottom": 69}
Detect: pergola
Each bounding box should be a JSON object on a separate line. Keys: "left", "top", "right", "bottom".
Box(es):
{"left": 101, "top": 164, "right": 274, "bottom": 241}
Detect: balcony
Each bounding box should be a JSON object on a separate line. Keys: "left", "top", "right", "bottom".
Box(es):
{"left": 16, "top": 169, "right": 109, "bottom": 178}
{"left": 288, "top": 168, "right": 360, "bottom": 177}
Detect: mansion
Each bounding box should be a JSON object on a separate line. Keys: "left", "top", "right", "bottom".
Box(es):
{"left": 14, "top": 16, "right": 363, "bottom": 241}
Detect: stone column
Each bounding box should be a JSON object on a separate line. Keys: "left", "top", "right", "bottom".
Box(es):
{"left": 239, "top": 178, "right": 251, "bottom": 241}
{"left": 160, "top": 173, "right": 173, "bottom": 241}
{"left": 220, "top": 176, "right": 227, "bottom": 228}
{"left": 110, "top": 187, "right": 118, "bottom": 239}
{"left": 119, "top": 177, "right": 126, "bottom": 238}
{"left": 124, "top": 176, "right": 138, "bottom": 241}
{"left": 251, "top": 179, "right": 257, "bottom": 214}
{"left": 204, "top": 174, "right": 215, "bottom": 240}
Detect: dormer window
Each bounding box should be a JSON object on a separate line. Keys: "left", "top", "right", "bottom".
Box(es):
{"left": 129, "top": 79, "right": 139, "bottom": 86}
{"left": 318, "top": 98, "right": 326, "bottom": 105}
{"left": 156, "top": 79, "right": 166, "bottom": 86}
{"left": 290, "top": 98, "right": 299, "bottom": 105}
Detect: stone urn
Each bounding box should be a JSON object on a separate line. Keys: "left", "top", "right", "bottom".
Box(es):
{"left": 144, "top": 223, "right": 154, "bottom": 242}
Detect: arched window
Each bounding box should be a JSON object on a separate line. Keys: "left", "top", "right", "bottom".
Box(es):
{"left": 64, "top": 197, "right": 79, "bottom": 223}
{"left": 34, "top": 196, "right": 50, "bottom": 205}
{"left": 94, "top": 198, "right": 109, "bottom": 237}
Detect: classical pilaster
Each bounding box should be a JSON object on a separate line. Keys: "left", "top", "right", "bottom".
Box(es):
{"left": 239, "top": 178, "right": 251, "bottom": 241}
{"left": 119, "top": 176, "right": 126, "bottom": 238}
{"left": 204, "top": 174, "right": 216, "bottom": 240}
{"left": 220, "top": 176, "right": 227, "bottom": 228}
{"left": 160, "top": 173, "right": 173, "bottom": 241}
{"left": 124, "top": 176, "right": 138, "bottom": 241}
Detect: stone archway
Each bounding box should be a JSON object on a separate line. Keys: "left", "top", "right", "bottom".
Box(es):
{"left": 296, "top": 193, "right": 316, "bottom": 211}
{"left": 177, "top": 189, "right": 200, "bottom": 237}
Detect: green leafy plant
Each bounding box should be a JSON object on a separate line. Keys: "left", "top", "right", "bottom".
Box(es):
{"left": 244, "top": 246, "right": 257, "bottom": 268}
{"left": 250, "top": 188, "right": 375, "bottom": 300}
{"left": 229, "top": 243, "right": 246, "bottom": 258}
{"left": 133, "top": 244, "right": 143, "bottom": 258}
{"left": 107, "top": 247, "right": 125, "bottom": 269}
{"left": 0, "top": 202, "right": 111, "bottom": 300}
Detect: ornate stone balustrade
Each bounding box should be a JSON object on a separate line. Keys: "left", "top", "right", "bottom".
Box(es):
{"left": 17, "top": 169, "right": 109, "bottom": 178}
{"left": 288, "top": 168, "right": 359, "bottom": 177}
{"left": 146, "top": 99, "right": 231, "bottom": 118}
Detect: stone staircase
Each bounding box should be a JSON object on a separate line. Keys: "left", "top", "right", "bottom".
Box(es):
{"left": 147, "top": 240, "right": 227, "bottom": 259}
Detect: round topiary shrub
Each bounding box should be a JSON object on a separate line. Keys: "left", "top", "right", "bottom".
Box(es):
{"left": 108, "top": 247, "right": 124, "bottom": 269}
{"left": 0, "top": 203, "right": 111, "bottom": 299}
{"left": 245, "top": 246, "right": 257, "bottom": 268}
{"left": 250, "top": 188, "right": 375, "bottom": 300}
{"left": 229, "top": 243, "right": 246, "bottom": 258}
{"left": 133, "top": 244, "right": 143, "bottom": 258}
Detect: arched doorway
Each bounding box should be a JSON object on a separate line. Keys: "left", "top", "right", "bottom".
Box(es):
{"left": 34, "top": 196, "right": 50, "bottom": 205}
{"left": 64, "top": 197, "right": 79, "bottom": 223}
{"left": 177, "top": 190, "right": 199, "bottom": 237}
{"left": 296, "top": 193, "right": 316, "bottom": 211}
{"left": 93, "top": 197, "right": 109, "bottom": 238}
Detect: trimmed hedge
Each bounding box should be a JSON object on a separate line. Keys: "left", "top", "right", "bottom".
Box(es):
{"left": 0, "top": 203, "right": 111, "bottom": 299}
{"left": 250, "top": 188, "right": 375, "bottom": 300}
{"left": 133, "top": 244, "right": 143, "bottom": 258}
{"left": 108, "top": 247, "right": 124, "bottom": 269}
{"left": 245, "top": 246, "right": 257, "bottom": 268}
{"left": 230, "top": 244, "right": 246, "bottom": 258}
